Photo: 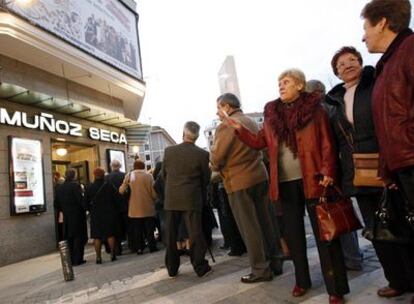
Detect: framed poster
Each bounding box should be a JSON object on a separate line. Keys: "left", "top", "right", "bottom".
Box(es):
{"left": 9, "top": 137, "right": 46, "bottom": 215}
{"left": 7, "top": 0, "right": 142, "bottom": 79}
{"left": 106, "top": 149, "right": 126, "bottom": 173}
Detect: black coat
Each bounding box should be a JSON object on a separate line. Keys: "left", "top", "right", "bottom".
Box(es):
{"left": 54, "top": 181, "right": 87, "bottom": 240}
{"left": 85, "top": 179, "right": 119, "bottom": 239}
{"left": 325, "top": 66, "right": 381, "bottom": 196}
{"left": 163, "top": 142, "right": 211, "bottom": 211}
{"left": 105, "top": 170, "right": 128, "bottom": 213}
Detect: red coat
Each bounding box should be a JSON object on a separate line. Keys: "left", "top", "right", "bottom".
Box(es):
{"left": 236, "top": 98, "right": 336, "bottom": 201}
{"left": 372, "top": 32, "right": 414, "bottom": 178}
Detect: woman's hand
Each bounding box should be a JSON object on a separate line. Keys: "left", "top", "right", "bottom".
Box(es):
{"left": 222, "top": 115, "right": 242, "bottom": 130}
{"left": 380, "top": 177, "right": 398, "bottom": 190}
{"left": 319, "top": 175, "right": 333, "bottom": 187}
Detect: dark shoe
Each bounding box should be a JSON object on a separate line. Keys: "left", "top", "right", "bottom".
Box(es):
{"left": 292, "top": 285, "right": 307, "bottom": 297}
{"left": 197, "top": 265, "right": 213, "bottom": 278}
{"left": 270, "top": 259, "right": 283, "bottom": 276}
{"left": 96, "top": 257, "right": 102, "bottom": 264}
{"left": 137, "top": 249, "right": 144, "bottom": 255}
{"left": 377, "top": 286, "right": 404, "bottom": 298}
{"left": 220, "top": 244, "right": 230, "bottom": 250}
{"left": 111, "top": 255, "right": 117, "bottom": 262}
{"left": 329, "top": 295, "right": 345, "bottom": 304}
{"left": 240, "top": 273, "right": 273, "bottom": 283}
{"left": 345, "top": 264, "right": 363, "bottom": 271}
{"left": 150, "top": 247, "right": 159, "bottom": 253}
{"left": 73, "top": 260, "right": 86, "bottom": 266}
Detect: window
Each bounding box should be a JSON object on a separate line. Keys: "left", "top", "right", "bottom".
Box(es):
{"left": 144, "top": 144, "right": 150, "bottom": 151}
{"left": 146, "top": 164, "right": 152, "bottom": 171}
{"left": 145, "top": 154, "right": 151, "bottom": 161}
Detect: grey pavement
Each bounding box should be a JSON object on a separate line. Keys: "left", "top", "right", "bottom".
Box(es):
{"left": 0, "top": 228, "right": 413, "bottom": 304}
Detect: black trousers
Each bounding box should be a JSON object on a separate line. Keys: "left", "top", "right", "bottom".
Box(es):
{"left": 357, "top": 193, "right": 414, "bottom": 291}
{"left": 217, "top": 186, "right": 246, "bottom": 253}
{"left": 279, "top": 179, "right": 349, "bottom": 296}
{"left": 67, "top": 236, "right": 85, "bottom": 265}
{"left": 128, "top": 217, "right": 157, "bottom": 252}
{"left": 164, "top": 210, "right": 209, "bottom": 277}
{"left": 396, "top": 166, "right": 414, "bottom": 210}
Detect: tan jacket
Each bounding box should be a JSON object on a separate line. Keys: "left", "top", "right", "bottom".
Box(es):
{"left": 210, "top": 110, "right": 268, "bottom": 193}
{"left": 119, "top": 170, "right": 157, "bottom": 218}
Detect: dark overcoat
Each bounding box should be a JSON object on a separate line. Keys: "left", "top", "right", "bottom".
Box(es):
{"left": 54, "top": 181, "right": 87, "bottom": 240}
{"left": 85, "top": 179, "right": 118, "bottom": 239}
{"left": 325, "top": 66, "right": 381, "bottom": 196}
{"left": 162, "top": 142, "right": 211, "bottom": 211}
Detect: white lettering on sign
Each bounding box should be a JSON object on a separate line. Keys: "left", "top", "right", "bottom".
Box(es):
{"left": 88, "top": 128, "right": 127, "bottom": 144}
{"left": 0, "top": 107, "right": 127, "bottom": 144}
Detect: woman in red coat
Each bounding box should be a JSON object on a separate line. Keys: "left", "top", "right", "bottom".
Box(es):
{"left": 223, "top": 69, "right": 349, "bottom": 304}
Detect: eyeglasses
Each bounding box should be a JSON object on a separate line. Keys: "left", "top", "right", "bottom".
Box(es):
{"left": 336, "top": 57, "right": 359, "bottom": 72}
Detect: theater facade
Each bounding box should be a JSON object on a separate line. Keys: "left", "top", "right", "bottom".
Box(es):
{"left": 0, "top": 0, "right": 146, "bottom": 265}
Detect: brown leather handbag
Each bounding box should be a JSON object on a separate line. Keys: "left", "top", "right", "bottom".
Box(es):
{"left": 338, "top": 122, "right": 382, "bottom": 187}
{"left": 316, "top": 186, "right": 363, "bottom": 242}
{"left": 352, "top": 153, "right": 382, "bottom": 187}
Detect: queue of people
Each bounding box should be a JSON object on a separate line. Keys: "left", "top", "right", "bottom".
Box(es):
{"left": 53, "top": 1, "right": 414, "bottom": 303}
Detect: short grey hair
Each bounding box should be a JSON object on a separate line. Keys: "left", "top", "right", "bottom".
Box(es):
{"left": 183, "top": 121, "right": 200, "bottom": 142}
{"left": 216, "top": 93, "right": 241, "bottom": 109}
{"left": 306, "top": 79, "right": 326, "bottom": 96}
{"left": 111, "top": 159, "right": 121, "bottom": 170}
{"left": 278, "top": 68, "right": 306, "bottom": 92}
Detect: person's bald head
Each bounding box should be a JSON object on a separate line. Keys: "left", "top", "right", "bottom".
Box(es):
{"left": 111, "top": 159, "right": 121, "bottom": 171}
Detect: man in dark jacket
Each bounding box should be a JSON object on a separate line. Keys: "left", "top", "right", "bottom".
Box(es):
{"left": 105, "top": 160, "right": 127, "bottom": 255}
{"left": 162, "top": 121, "right": 212, "bottom": 277}
{"left": 54, "top": 168, "right": 87, "bottom": 266}
{"left": 361, "top": 0, "right": 414, "bottom": 299}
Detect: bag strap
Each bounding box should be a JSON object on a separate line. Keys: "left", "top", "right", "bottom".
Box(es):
{"left": 90, "top": 182, "right": 107, "bottom": 204}
{"left": 337, "top": 121, "right": 355, "bottom": 152}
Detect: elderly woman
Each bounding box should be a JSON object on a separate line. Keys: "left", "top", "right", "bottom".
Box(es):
{"left": 120, "top": 160, "right": 158, "bottom": 254}
{"left": 85, "top": 168, "right": 119, "bottom": 264}
{"left": 361, "top": 0, "right": 414, "bottom": 299}
{"left": 224, "top": 69, "right": 349, "bottom": 304}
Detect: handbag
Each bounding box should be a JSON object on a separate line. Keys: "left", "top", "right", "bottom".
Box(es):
{"left": 362, "top": 188, "right": 414, "bottom": 244}
{"left": 338, "top": 122, "right": 382, "bottom": 187}
{"left": 316, "top": 185, "right": 363, "bottom": 242}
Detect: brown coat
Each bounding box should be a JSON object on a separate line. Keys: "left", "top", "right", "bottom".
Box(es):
{"left": 236, "top": 101, "right": 336, "bottom": 201}
{"left": 372, "top": 32, "right": 414, "bottom": 178}
{"left": 119, "top": 170, "right": 157, "bottom": 218}
{"left": 210, "top": 110, "right": 268, "bottom": 193}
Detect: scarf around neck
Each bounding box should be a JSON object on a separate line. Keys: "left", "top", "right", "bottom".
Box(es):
{"left": 265, "top": 92, "right": 321, "bottom": 155}
{"left": 375, "top": 28, "right": 413, "bottom": 77}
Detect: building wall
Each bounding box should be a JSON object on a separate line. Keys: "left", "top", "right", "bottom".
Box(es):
{"left": 0, "top": 99, "right": 127, "bottom": 266}
{"left": 135, "top": 130, "right": 176, "bottom": 170}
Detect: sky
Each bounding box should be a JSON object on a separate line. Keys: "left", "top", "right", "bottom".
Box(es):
{"left": 137, "top": 0, "right": 414, "bottom": 148}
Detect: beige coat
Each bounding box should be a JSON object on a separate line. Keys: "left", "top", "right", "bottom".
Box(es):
{"left": 210, "top": 110, "right": 268, "bottom": 193}
{"left": 119, "top": 170, "right": 157, "bottom": 218}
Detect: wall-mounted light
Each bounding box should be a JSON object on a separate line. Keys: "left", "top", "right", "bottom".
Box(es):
{"left": 56, "top": 146, "right": 68, "bottom": 157}
{"left": 132, "top": 145, "right": 139, "bottom": 154}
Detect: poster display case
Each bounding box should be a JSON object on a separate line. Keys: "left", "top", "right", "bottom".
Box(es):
{"left": 106, "top": 149, "right": 126, "bottom": 173}
{"left": 9, "top": 137, "right": 46, "bottom": 215}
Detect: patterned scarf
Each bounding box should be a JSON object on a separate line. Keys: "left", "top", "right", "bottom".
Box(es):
{"left": 264, "top": 92, "right": 321, "bottom": 155}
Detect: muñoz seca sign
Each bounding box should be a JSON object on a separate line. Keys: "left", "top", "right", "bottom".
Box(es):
{"left": 0, "top": 107, "right": 127, "bottom": 144}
